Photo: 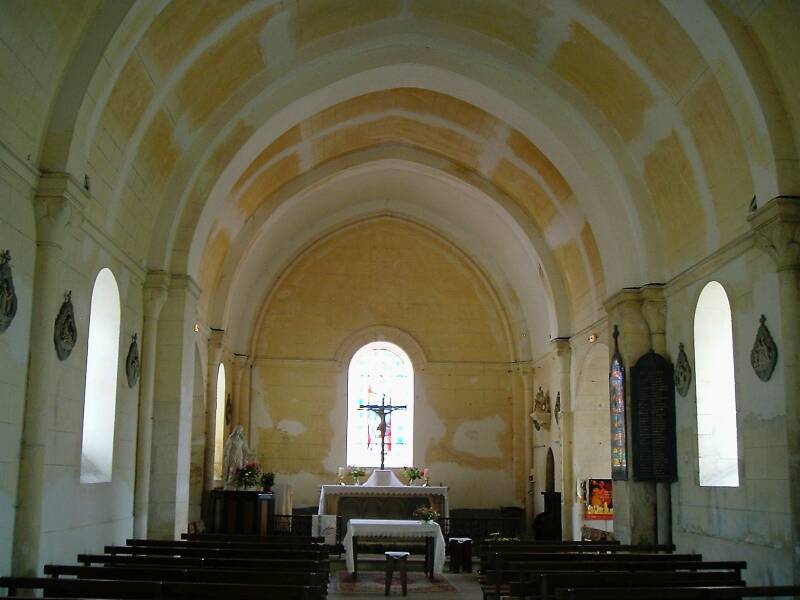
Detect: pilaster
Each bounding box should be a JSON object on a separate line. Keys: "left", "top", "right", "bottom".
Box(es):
{"left": 13, "top": 174, "right": 86, "bottom": 575}
{"left": 148, "top": 274, "right": 201, "bottom": 539}
{"left": 748, "top": 197, "right": 800, "bottom": 579}
{"left": 133, "top": 271, "right": 170, "bottom": 537}
{"left": 604, "top": 287, "right": 660, "bottom": 544}
{"left": 550, "top": 338, "right": 572, "bottom": 540}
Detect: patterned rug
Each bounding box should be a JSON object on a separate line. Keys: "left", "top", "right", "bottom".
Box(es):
{"left": 334, "top": 570, "right": 457, "bottom": 594}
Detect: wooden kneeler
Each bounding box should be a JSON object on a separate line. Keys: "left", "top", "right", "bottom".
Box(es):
{"left": 384, "top": 551, "right": 410, "bottom": 596}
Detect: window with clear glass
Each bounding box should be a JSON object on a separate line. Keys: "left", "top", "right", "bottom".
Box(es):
{"left": 80, "top": 268, "right": 121, "bottom": 484}
{"left": 347, "top": 342, "right": 413, "bottom": 468}
{"left": 213, "top": 363, "right": 226, "bottom": 480}
{"left": 694, "top": 281, "right": 739, "bottom": 487}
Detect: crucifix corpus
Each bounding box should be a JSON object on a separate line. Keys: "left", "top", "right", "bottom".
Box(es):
{"left": 359, "top": 393, "right": 406, "bottom": 469}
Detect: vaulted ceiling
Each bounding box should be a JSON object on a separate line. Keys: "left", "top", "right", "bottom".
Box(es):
{"left": 11, "top": 0, "right": 800, "bottom": 359}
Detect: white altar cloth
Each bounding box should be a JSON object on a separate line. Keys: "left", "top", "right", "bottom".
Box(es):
{"left": 318, "top": 485, "right": 449, "bottom": 517}
{"left": 343, "top": 519, "right": 446, "bottom": 575}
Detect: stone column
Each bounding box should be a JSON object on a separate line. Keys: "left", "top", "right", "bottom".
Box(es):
{"left": 550, "top": 338, "right": 572, "bottom": 540}
{"left": 518, "top": 365, "right": 534, "bottom": 529}
{"left": 13, "top": 175, "right": 85, "bottom": 575}
{"left": 231, "top": 354, "right": 249, "bottom": 435}
{"left": 640, "top": 286, "right": 671, "bottom": 544}
{"left": 203, "top": 330, "right": 225, "bottom": 497}
{"left": 133, "top": 271, "right": 170, "bottom": 538}
{"left": 748, "top": 197, "right": 800, "bottom": 579}
{"left": 148, "top": 275, "right": 200, "bottom": 539}
{"left": 604, "top": 289, "right": 657, "bottom": 544}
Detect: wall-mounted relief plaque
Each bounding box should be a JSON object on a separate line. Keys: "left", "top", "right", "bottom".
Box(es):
{"left": 126, "top": 333, "right": 140, "bottom": 388}
{"left": 631, "top": 350, "right": 677, "bottom": 482}
{"left": 674, "top": 343, "right": 692, "bottom": 397}
{"left": 531, "top": 386, "right": 552, "bottom": 431}
{"left": 54, "top": 291, "right": 77, "bottom": 360}
{"left": 751, "top": 314, "right": 778, "bottom": 382}
{"left": 0, "top": 250, "right": 18, "bottom": 333}
{"left": 609, "top": 325, "right": 628, "bottom": 481}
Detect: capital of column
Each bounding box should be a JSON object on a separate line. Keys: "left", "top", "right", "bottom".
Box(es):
{"left": 549, "top": 337, "right": 571, "bottom": 372}
{"left": 208, "top": 329, "right": 226, "bottom": 366}
{"left": 169, "top": 273, "right": 202, "bottom": 300}
{"left": 143, "top": 271, "right": 170, "bottom": 320}
{"left": 640, "top": 284, "right": 666, "bottom": 335}
{"left": 748, "top": 197, "right": 800, "bottom": 271}
{"left": 34, "top": 173, "right": 88, "bottom": 246}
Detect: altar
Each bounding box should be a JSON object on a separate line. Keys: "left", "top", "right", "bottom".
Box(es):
{"left": 318, "top": 469, "right": 449, "bottom": 524}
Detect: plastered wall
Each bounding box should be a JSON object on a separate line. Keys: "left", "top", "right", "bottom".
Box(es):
{"left": 250, "top": 218, "right": 521, "bottom": 508}
{"left": 666, "top": 246, "right": 792, "bottom": 584}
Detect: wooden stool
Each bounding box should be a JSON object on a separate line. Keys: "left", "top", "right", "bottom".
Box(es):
{"left": 448, "top": 537, "right": 473, "bottom": 573}
{"left": 384, "top": 551, "right": 410, "bottom": 596}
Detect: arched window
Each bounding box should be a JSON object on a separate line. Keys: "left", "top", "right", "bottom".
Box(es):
{"left": 213, "top": 363, "right": 226, "bottom": 480}
{"left": 80, "top": 268, "right": 121, "bottom": 484}
{"left": 347, "top": 342, "right": 413, "bottom": 468}
{"left": 694, "top": 281, "right": 739, "bottom": 487}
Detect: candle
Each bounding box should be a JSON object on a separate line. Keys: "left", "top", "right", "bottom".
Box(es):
{"left": 423, "top": 468, "right": 429, "bottom": 479}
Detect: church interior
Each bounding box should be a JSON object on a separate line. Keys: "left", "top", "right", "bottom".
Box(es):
{"left": 1, "top": 0, "right": 800, "bottom": 596}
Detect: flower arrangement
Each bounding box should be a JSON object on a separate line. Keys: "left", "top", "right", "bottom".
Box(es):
{"left": 260, "top": 471, "right": 275, "bottom": 490}
{"left": 412, "top": 506, "right": 439, "bottom": 522}
{"left": 403, "top": 466, "right": 428, "bottom": 484}
{"left": 349, "top": 465, "right": 366, "bottom": 484}
{"left": 235, "top": 461, "right": 261, "bottom": 489}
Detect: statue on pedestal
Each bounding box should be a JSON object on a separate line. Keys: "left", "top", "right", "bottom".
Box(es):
{"left": 223, "top": 424, "right": 254, "bottom": 490}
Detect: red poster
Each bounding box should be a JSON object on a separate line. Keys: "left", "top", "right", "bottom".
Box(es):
{"left": 585, "top": 479, "right": 613, "bottom": 520}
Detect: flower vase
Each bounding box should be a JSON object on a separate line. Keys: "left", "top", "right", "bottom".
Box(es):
{"left": 353, "top": 477, "right": 361, "bottom": 485}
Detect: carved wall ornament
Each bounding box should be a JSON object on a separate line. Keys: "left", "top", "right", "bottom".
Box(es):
{"left": 751, "top": 315, "right": 778, "bottom": 381}
{"left": 54, "top": 291, "right": 77, "bottom": 360}
{"left": 674, "top": 343, "right": 692, "bottom": 397}
{"left": 531, "top": 386, "right": 552, "bottom": 430}
{"left": 126, "top": 333, "right": 140, "bottom": 388}
{"left": 0, "top": 250, "right": 18, "bottom": 333}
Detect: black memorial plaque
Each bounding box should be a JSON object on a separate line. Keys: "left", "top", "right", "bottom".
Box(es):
{"left": 631, "top": 350, "right": 677, "bottom": 482}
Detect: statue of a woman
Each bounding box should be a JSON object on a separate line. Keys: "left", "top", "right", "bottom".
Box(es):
{"left": 222, "top": 425, "right": 253, "bottom": 489}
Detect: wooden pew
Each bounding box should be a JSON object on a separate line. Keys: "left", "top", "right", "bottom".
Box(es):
{"left": 1, "top": 576, "right": 320, "bottom": 599}
{"left": 77, "top": 553, "right": 326, "bottom": 572}
{"left": 519, "top": 570, "right": 745, "bottom": 600}
{"left": 479, "top": 543, "right": 676, "bottom": 573}
{"left": 104, "top": 545, "right": 326, "bottom": 560}
{"left": 180, "top": 533, "right": 323, "bottom": 544}
{"left": 42, "top": 565, "right": 327, "bottom": 593}
{"left": 481, "top": 553, "right": 703, "bottom": 599}
{"left": 555, "top": 585, "right": 800, "bottom": 599}
{"left": 129, "top": 538, "right": 323, "bottom": 550}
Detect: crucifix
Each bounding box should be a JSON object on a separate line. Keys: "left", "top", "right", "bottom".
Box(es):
{"left": 359, "top": 393, "right": 407, "bottom": 469}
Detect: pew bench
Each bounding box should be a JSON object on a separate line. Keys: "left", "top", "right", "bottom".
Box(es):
{"left": 513, "top": 570, "right": 745, "bottom": 600}
{"left": 77, "top": 553, "right": 327, "bottom": 573}
{"left": 1, "top": 576, "right": 321, "bottom": 599}
{"left": 42, "top": 564, "right": 328, "bottom": 593}
{"left": 554, "top": 585, "right": 800, "bottom": 599}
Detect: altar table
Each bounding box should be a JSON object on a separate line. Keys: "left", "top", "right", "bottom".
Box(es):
{"left": 343, "top": 519, "right": 446, "bottom": 580}
{"left": 318, "top": 484, "right": 449, "bottom": 518}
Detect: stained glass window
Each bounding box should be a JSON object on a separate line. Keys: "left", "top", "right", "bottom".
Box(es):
{"left": 347, "top": 342, "right": 413, "bottom": 468}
